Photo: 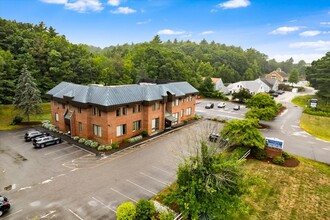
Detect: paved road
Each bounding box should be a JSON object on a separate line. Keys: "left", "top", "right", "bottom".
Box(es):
{"left": 196, "top": 88, "right": 330, "bottom": 164}
{"left": 0, "top": 121, "right": 222, "bottom": 219}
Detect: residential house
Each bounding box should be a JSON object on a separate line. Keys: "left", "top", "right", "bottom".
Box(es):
{"left": 46, "top": 81, "right": 198, "bottom": 145}
{"left": 210, "top": 77, "right": 230, "bottom": 94}
{"left": 227, "top": 80, "right": 267, "bottom": 95}
{"left": 265, "top": 68, "right": 288, "bottom": 82}
{"left": 255, "top": 78, "right": 279, "bottom": 92}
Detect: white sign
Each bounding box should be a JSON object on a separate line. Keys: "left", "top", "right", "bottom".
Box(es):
{"left": 265, "top": 137, "right": 284, "bottom": 150}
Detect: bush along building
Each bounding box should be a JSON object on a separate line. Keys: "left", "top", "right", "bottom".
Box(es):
{"left": 46, "top": 81, "right": 198, "bottom": 145}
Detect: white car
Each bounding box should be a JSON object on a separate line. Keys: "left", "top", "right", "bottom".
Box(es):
{"left": 217, "top": 102, "right": 226, "bottom": 108}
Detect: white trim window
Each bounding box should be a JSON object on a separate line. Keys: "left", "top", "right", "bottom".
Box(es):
{"left": 186, "top": 107, "right": 192, "bottom": 116}
{"left": 116, "top": 124, "right": 127, "bottom": 136}
{"left": 93, "top": 124, "right": 102, "bottom": 137}
{"left": 55, "top": 113, "right": 59, "bottom": 122}
{"left": 151, "top": 118, "right": 159, "bottom": 132}
{"left": 180, "top": 109, "right": 184, "bottom": 118}
{"left": 133, "top": 120, "right": 141, "bottom": 132}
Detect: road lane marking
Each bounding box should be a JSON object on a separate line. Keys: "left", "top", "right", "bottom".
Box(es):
{"left": 36, "top": 142, "right": 67, "bottom": 150}
{"left": 53, "top": 150, "right": 83, "bottom": 160}
{"left": 110, "top": 188, "right": 137, "bottom": 203}
{"left": 92, "top": 196, "right": 116, "bottom": 213}
{"left": 68, "top": 209, "right": 83, "bottom": 220}
{"left": 2, "top": 209, "right": 23, "bottom": 219}
{"left": 152, "top": 166, "right": 173, "bottom": 175}
{"left": 126, "top": 179, "right": 156, "bottom": 195}
{"left": 44, "top": 145, "right": 74, "bottom": 155}
{"left": 140, "top": 172, "right": 168, "bottom": 186}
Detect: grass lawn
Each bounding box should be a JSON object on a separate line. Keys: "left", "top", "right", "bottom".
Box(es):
{"left": 300, "top": 113, "right": 330, "bottom": 141}
{"left": 291, "top": 95, "right": 316, "bottom": 107}
{"left": 244, "top": 158, "right": 330, "bottom": 220}
{"left": 0, "top": 103, "right": 51, "bottom": 130}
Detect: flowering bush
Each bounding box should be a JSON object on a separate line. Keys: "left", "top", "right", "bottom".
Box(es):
{"left": 105, "top": 145, "right": 112, "bottom": 151}
{"left": 73, "top": 136, "right": 80, "bottom": 141}
{"left": 84, "top": 140, "right": 93, "bottom": 146}
{"left": 90, "top": 141, "right": 99, "bottom": 148}
{"left": 78, "top": 138, "right": 86, "bottom": 143}
{"left": 98, "top": 145, "right": 105, "bottom": 151}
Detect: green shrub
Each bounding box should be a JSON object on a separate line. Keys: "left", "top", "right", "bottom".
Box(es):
{"left": 90, "top": 141, "right": 98, "bottom": 148}
{"left": 135, "top": 199, "right": 156, "bottom": 220}
{"left": 159, "top": 211, "right": 175, "bottom": 220}
{"left": 11, "top": 115, "right": 23, "bottom": 125}
{"left": 105, "top": 145, "right": 112, "bottom": 151}
{"left": 303, "top": 107, "right": 330, "bottom": 117}
{"left": 97, "top": 145, "right": 105, "bottom": 151}
{"left": 78, "top": 138, "right": 86, "bottom": 143}
{"left": 73, "top": 136, "right": 80, "bottom": 141}
{"left": 273, "top": 156, "right": 285, "bottom": 165}
{"left": 127, "top": 135, "right": 143, "bottom": 143}
{"left": 141, "top": 130, "right": 148, "bottom": 137}
{"left": 194, "top": 115, "right": 201, "bottom": 120}
{"left": 116, "top": 202, "right": 136, "bottom": 220}
{"left": 252, "top": 147, "right": 266, "bottom": 160}
{"left": 84, "top": 140, "right": 93, "bottom": 146}
{"left": 282, "top": 151, "right": 291, "bottom": 160}
{"left": 111, "top": 142, "right": 119, "bottom": 149}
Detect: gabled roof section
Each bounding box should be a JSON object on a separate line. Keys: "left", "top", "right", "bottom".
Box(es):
{"left": 47, "top": 81, "right": 198, "bottom": 107}
{"left": 260, "top": 78, "right": 277, "bottom": 87}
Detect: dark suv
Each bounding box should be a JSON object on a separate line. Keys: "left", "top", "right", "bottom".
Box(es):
{"left": 205, "top": 103, "right": 214, "bottom": 109}
{"left": 0, "top": 195, "right": 10, "bottom": 216}
{"left": 24, "top": 130, "right": 49, "bottom": 142}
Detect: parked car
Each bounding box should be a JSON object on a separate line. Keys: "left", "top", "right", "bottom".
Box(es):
{"left": 233, "top": 105, "right": 240, "bottom": 110}
{"left": 208, "top": 133, "right": 228, "bottom": 145}
{"left": 24, "top": 130, "right": 49, "bottom": 142}
{"left": 217, "top": 102, "right": 226, "bottom": 108}
{"left": 0, "top": 195, "right": 10, "bottom": 217}
{"left": 205, "top": 103, "right": 214, "bottom": 109}
{"left": 270, "top": 92, "right": 279, "bottom": 97}
{"left": 277, "top": 90, "right": 284, "bottom": 95}
{"left": 33, "top": 135, "right": 62, "bottom": 148}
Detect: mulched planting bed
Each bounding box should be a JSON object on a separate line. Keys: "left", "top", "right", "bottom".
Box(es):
{"left": 283, "top": 157, "right": 300, "bottom": 167}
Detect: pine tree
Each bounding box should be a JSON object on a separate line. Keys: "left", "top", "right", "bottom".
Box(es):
{"left": 13, "top": 65, "right": 42, "bottom": 122}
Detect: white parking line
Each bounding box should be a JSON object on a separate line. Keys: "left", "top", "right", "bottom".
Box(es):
{"left": 126, "top": 179, "right": 156, "bottom": 195}
{"left": 110, "top": 188, "right": 137, "bottom": 203}
{"left": 2, "top": 209, "right": 23, "bottom": 219}
{"left": 139, "top": 172, "right": 168, "bottom": 186}
{"left": 44, "top": 145, "right": 74, "bottom": 155}
{"left": 92, "top": 197, "right": 116, "bottom": 213}
{"left": 53, "top": 150, "right": 83, "bottom": 160}
{"left": 152, "top": 166, "right": 173, "bottom": 175}
{"left": 68, "top": 208, "right": 83, "bottom": 220}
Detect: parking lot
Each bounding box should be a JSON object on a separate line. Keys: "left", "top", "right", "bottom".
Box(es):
{"left": 195, "top": 99, "right": 248, "bottom": 120}
{"left": 1, "top": 123, "right": 218, "bottom": 219}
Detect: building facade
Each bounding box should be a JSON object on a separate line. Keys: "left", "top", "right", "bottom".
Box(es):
{"left": 264, "top": 68, "right": 288, "bottom": 82}
{"left": 47, "top": 82, "right": 198, "bottom": 145}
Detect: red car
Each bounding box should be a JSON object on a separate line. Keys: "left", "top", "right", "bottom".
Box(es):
{"left": 0, "top": 196, "right": 10, "bottom": 216}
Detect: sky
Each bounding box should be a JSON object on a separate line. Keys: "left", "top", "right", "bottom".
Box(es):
{"left": 0, "top": 0, "right": 330, "bottom": 63}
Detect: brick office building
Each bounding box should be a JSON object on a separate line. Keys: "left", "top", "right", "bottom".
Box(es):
{"left": 46, "top": 81, "right": 198, "bottom": 145}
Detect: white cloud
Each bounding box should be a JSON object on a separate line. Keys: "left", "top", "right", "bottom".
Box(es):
{"left": 107, "top": 0, "right": 120, "bottom": 6}
{"left": 320, "top": 21, "right": 330, "bottom": 25}
{"left": 40, "top": 0, "right": 67, "bottom": 4}
{"left": 299, "top": 30, "right": 321, "bottom": 37}
{"left": 271, "top": 53, "right": 324, "bottom": 63}
{"left": 270, "top": 26, "right": 301, "bottom": 35}
{"left": 137, "top": 19, "right": 151, "bottom": 25}
{"left": 157, "top": 29, "right": 186, "bottom": 35}
{"left": 210, "top": 9, "right": 218, "bottom": 13}
{"left": 41, "top": 0, "right": 103, "bottom": 12}
{"left": 201, "top": 31, "right": 214, "bottom": 35}
{"left": 111, "top": 7, "right": 136, "bottom": 14}
{"left": 65, "top": 0, "right": 103, "bottom": 12}
{"left": 218, "top": 0, "right": 250, "bottom": 9}
{"left": 290, "top": 40, "right": 330, "bottom": 51}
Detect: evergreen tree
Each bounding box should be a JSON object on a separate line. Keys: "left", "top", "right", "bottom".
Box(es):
{"left": 13, "top": 65, "right": 42, "bottom": 122}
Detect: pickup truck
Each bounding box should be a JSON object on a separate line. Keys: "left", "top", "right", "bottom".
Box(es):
{"left": 24, "top": 130, "right": 49, "bottom": 142}
{"left": 33, "top": 135, "right": 62, "bottom": 148}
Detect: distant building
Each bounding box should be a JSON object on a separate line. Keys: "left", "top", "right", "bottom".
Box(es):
{"left": 46, "top": 81, "right": 198, "bottom": 145}
{"left": 264, "top": 68, "right": 288, "bottom": 82}
{"left": 227, "top": 80, "right": 266, "bottom": 95}
{"left": 202, "top": 77, "right": 229, "bottom": 94}
{"left": 255, "top": 78, "right": 279, "bottom": 92}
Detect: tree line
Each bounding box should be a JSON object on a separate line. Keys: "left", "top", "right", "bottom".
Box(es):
{"left": 0, "top": 18, "right": 307, "bottom": 104}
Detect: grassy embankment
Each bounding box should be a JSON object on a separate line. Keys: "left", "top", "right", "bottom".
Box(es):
{"left": 155, "top": 157, "right": 330, "bottom": 220}
{"left": 244, "top": 158, "right": 330, "bottom": 220}
{"left": 291, "top": 95, "right": 330, "bottom": 141}
{"left": 0, "top": 103, "right": 51, "bottom": 130}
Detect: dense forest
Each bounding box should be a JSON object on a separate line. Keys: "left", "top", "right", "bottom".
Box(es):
{"left": 0, "top": 18, "right": 307, "bottom": 104}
